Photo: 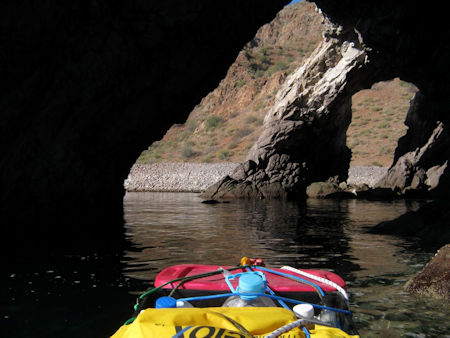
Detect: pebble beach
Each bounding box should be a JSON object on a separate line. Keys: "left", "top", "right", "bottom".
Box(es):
{"left": 124, "top": 163, "right": 388, "bottom": 192}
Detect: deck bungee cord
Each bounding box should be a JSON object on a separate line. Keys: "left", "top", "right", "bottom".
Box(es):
{"left": 175, "top": 292, "right": 352, "bottom": 315}
{"left": 122, "top": 261, "right": 354, "bottom": 337}
{"left": 265, "top": 317, "right": 338, "bottom": 338}
{"left": 167, "top": 266, "right": 244, "bottom": 298}
{"left": 243, "top": 267, "right": 291, "bottom": 311}
{"left": 114, "top": 260, "right": 359, "bottom": 338}
{"left": 251, "top": 265, "right": 326, "bottom": 298}
{"left": 134, "top": 265, "right": 246, "bottom": 311}
{"left": 223, "top": 267, "right": 291, "bottom": 310}
{"left": 281, "top": 265, "right": 349, "bottom": 308}
{"left": 133, "top": 263, "right": 331, "bottom": 313}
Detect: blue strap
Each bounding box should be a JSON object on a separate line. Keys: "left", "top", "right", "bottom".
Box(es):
{"left": 177, "top": 292, "right": 352, "bottom": 315}
{"left": 245, "top": 267, "right": 291, "bottom": 311}
{"left": 172, "top": 325, "right": 193, "bottom": 338}
{"left": 253, "top": 266, "right": 325, "bottom": 297}
{"left": 302, "top": 326, "right": 311, "bottom": 338}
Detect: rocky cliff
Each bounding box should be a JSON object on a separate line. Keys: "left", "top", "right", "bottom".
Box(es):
{"left": 139, "top": 2, "right": 413, "bottom": 168}
{"left": 204, "top": 0, "right": 450, "bottom": 200}
{"left": 204, "top": 9, "right": 372, "bottom": 199}
{"left": 138, "top": 2, "right": 324, "bottom": 164}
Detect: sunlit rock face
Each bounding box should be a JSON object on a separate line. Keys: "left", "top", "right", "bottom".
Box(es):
{"left": 308, "top": 0, "right": 450, "bottom": 197}
{"left": 0, "top": 0, "right": 287, "bottom": 254}
{"left": 204, "top": 0, "right": 450, "bottom": 199}
{"left": 203, "top": 17, "right": 369, "bottom": 199}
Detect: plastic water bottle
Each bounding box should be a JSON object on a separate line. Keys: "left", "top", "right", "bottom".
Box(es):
{"left": 293, "top": 304, "right": 314, "bottom": 319}
{"left": 155, "top": 296, "right": 177, "bottom": 308}
{"left": 176, "top": 300, "right": 194, "bottom": 308}
{"left": 155, "top": 296, "right": 193, "bottom": 308}
{"left": 319, "top": 309, "right": 337, "bottom": 325}
{"left": 222, "top": 272, "right": 276, "bottom": 307}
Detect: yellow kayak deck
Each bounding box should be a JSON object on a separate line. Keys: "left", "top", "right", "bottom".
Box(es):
{"left": 112, "top": 307, "right": 359, "bottom": 338}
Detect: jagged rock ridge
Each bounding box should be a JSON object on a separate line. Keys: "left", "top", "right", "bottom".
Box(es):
{"left": 204, "top": 11, "right": 372, "bottom": 199}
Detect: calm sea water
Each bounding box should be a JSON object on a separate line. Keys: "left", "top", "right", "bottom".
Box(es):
{"left": 2, "top": 192, "right": 449, "bottom": 337}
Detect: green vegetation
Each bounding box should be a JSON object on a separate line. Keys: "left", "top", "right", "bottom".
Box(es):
{"left": 235, "top": 80, "right": 246, "bottom": 88}
{"left": 228, "top": 141, "right": 239, "bottom": 149}
{"left": 377, "top": 122, "right": 390, "bottom": 129}
{"left": 254, "top": 70, "right": 264, "bottom": 78}
{"left": 218, "top": 150, "right": 232, "bottom": 160}
{"left": 181, "top": 142, "right": 196, "bottom": 158}
{"left": 245, "top": 115, "right": 258, "bottom": 124}
{"left": 379, "top": 146, "right": 393, "bottom": 155}
{"left": 235, "top": 127, "right": 253, "bottom": 138}
{"left": 206, "top": 116, "right": 223, "bottom": 130}
{"left": 266, "top": 61, "right": 288, "bottom": 75}
{"left": 243, "top": 114, "right": 263, "bottom": 127}
{"left": 371, "top": 106, "right": 383, "bottom": 112}
{"left": 253, "top": 101, "right": 265, "bottom": 111}
{"left": 186, "top": 119, "right": 198, "bottom": 132}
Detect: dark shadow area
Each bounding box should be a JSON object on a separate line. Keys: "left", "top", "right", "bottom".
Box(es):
{"left": 369, "top": 200, "right": 450, "bottom": 251}
{"left": 1, "top": 253, "right": 148, "bottom": 338}
{"left": 0, "top": 1, "right": 288, "bottom": 258}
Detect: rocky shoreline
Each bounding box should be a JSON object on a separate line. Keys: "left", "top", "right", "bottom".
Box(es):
{"left": 124, "top": 163, "right": 240, "bottom": 192}
{"left": 124, "top": 163, "right": 387, "bottom": 193}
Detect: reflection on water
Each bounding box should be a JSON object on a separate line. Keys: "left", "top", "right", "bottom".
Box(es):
{"left": 123, "top": 192, "right": 450, "bottom": 337}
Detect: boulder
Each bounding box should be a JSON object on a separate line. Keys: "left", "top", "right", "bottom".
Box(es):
{"left": 405, "top": 244, "right": 450, "bottom": 301}
{"left": 376, "top": 118, "right": 450, "bottom": 196}
{"left": 201, "top": 176, "right": 263, "bottom": 200}
{"left": 425, "top": 162, "right": 448, "bottom": 191}
{"left": 306, "top": 182, "right": 340, "bottom": 198}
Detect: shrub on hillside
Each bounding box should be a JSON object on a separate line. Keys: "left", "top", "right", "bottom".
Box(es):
{"left": 235, "top": 127, "right": 253, "bottom": 138}
{"left": 235, "top": 79, "right": 246, "bottom": 88}
{"left": 181, "top": 143, "right": 196, "bottom": 158}
{"left": 206, "top": 116, "right": 223, "bottom": 130}
{"left": 245, "top": 115, "right": 258, "bottom": 124}
{"left": 218, "top": 150, "right": 232, "bottom": 160}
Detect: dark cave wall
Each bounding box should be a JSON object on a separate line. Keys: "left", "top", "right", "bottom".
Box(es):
{"left": 0, "top": 0, "right": 288, "bottom": 254}
{"left": 3, "top": 0, "right": 450, "bottom": 255}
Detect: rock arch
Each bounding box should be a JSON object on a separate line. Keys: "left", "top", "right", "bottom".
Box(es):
{"left": 204, "top": 3, "right": 450, "bottom": 199}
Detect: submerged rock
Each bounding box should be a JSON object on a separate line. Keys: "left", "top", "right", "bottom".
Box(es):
{"left": 405, "top": 244, "right": 450, "bottom": 301}
{"left": 306, "top": 182, "right": 339, "bottom": 198}
{"left": 201, "top": 200, "right": 220, "bottom": 204}
{"left": 306, "top": 182, "right": 356, "bottom": 199}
